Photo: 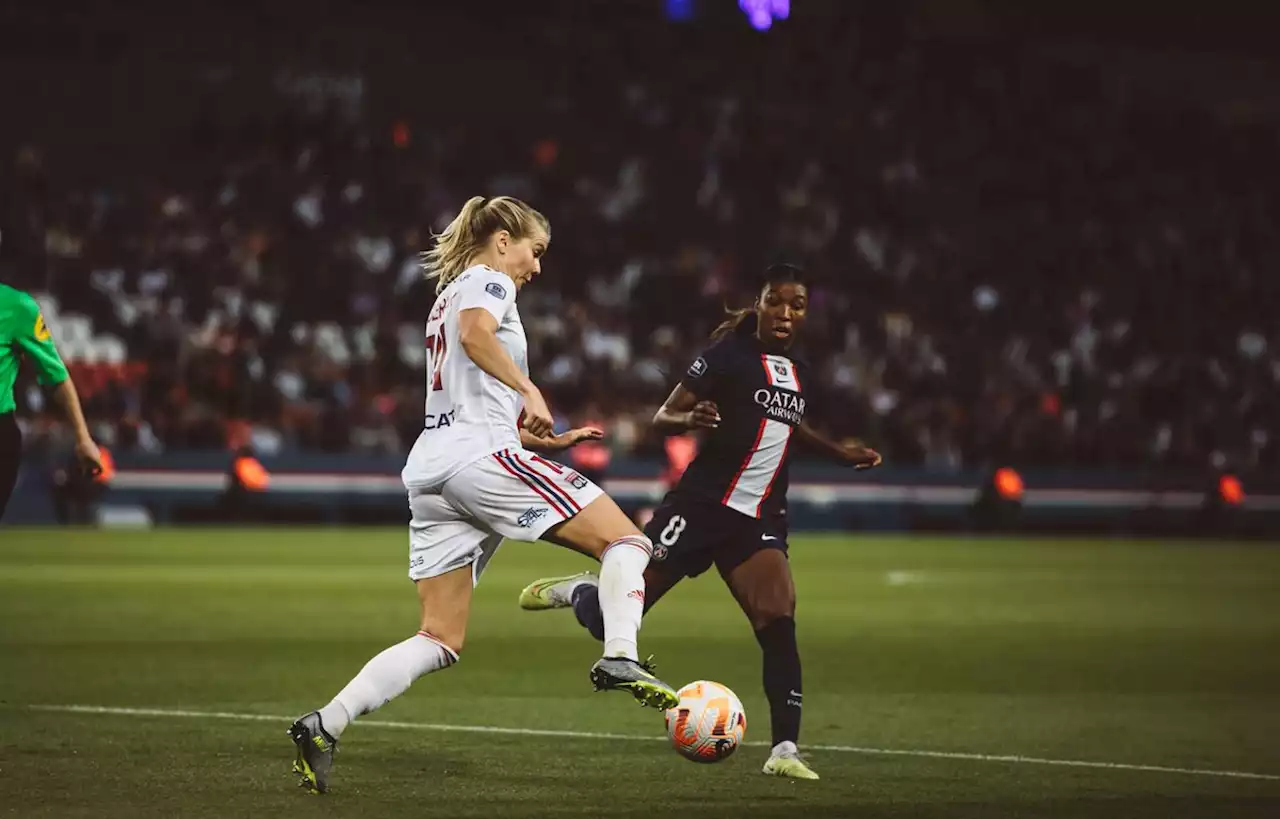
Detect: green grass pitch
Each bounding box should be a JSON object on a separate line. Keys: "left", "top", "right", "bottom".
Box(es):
{"left": 1, "top": 529, "right": 1278, "bottom": 818}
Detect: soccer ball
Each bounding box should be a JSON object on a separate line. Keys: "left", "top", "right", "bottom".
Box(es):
{"left": 664, "top": 680, "right": 746, "bottom": 763}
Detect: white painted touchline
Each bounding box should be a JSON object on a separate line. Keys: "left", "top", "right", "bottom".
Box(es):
{"left": 26, "top": 704, "right": 1280, "bottom": 782}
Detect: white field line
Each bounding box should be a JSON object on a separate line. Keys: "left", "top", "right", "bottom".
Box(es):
{"left": 884, "top": 570, "right": 929, "bottom": 586}
{"left": 27, "top": 704, "right": 1280, "bottom": 783}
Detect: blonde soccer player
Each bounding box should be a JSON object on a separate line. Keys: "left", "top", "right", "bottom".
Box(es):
{"left": 287, "top": 196, "right": 676, "bottom": 794}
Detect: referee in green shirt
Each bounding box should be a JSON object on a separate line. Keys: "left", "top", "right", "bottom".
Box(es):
{"left": 1, "top": 281, "right": 103, "bottom": 519}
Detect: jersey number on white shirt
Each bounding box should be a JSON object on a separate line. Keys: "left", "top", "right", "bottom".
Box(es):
{"left": 425, "top": 326, "right": 447, "bottom": 392}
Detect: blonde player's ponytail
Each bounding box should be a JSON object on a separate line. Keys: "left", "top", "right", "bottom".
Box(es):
{"left": 420, "top": 196, "right": 550, "bottom": 294}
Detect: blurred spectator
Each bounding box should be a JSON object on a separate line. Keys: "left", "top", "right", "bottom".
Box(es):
{"left": 5, "top": 6, "right": 1279, "bottom": 476}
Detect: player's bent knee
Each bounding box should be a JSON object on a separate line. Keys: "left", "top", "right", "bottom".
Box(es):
{"left": 748, "top": 599, "right": 796, "bottom": 632}
{"left": 749, "top": 612, "right": 790, "bottom": 632}
{"left": 752, "top": 612, "right": 796, "bottom": 640}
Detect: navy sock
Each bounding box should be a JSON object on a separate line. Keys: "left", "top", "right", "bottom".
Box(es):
{"left": 755, "top": 617, "right": 802, "bottom": 747}
{"left": 572, "top": 583, "right": 605, "bottom": 642}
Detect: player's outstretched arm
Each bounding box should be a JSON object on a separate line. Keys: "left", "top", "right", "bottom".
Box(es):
{"left": 457, "top": 307, "right": 554, "bottom": 437}
{"left": 519, "top": 426, "right": 604, "bottom": 454}
{"left": 14, "top": 294, "right": 103, "bottom": 475}
{"left": 53, "top": 379, "right": 104, "bottom": 475}
{"left": 652, "top": 384, "right": 720, "bottom": 436}
{"left": 796, "top": 421, "right": 882, "bottom": 470}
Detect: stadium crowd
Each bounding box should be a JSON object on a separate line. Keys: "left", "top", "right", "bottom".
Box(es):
{"left": 5, "top": 10, "right": 1278, "bottom": 473}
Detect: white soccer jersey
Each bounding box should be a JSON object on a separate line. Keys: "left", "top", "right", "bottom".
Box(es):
{"left": 402, "top": 265, "right": 527, "bottom": 490}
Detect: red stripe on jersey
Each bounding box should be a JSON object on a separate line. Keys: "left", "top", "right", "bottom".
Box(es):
{"left": 760, "top": 354, "right": 775, "bottom": 385}
{"left": 723, "top": 418, "right": 769, "bottom": 507}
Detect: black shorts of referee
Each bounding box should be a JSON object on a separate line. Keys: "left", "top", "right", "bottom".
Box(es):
{"left": 0, "top": 412, "right": 20, "bottom": 520}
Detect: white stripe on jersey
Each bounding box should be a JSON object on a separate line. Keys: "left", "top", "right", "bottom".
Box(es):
{"left": 721, "top": 353, "right": 801, "bottom": 517}
{"left": 723, "top": 417, "right": 793, "bottom": 517}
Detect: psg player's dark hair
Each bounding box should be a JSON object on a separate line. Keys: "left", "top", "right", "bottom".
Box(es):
{"left": 711, "top": 263, "right": 810, "bottom": 341}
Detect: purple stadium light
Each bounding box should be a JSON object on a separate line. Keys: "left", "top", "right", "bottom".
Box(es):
{"left": 739, "top": 0, "right": 789, "bottom": 31}
{"left": 665, "top": 0, "right": 695, "bottom": 22}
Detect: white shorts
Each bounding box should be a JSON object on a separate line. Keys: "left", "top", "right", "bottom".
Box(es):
{"left": 407, "top": 447, "right": 605, "bottom": 582}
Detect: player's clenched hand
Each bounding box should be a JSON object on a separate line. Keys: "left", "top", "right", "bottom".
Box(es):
{"left": 687, "top": 400, "right": 721, "bottom": 430}
{"left": 841, "top": 442, "right": 882, "bottom": 470}
{"left": 520, "top": 389, "right": 555, "bottom": 438}
{"left": 75, "top": 436, "right": 104, "bottom": 477}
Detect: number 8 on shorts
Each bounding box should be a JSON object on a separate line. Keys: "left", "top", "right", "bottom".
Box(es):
{"left": 659, "top": 515, "right": 687, "bottom": 547}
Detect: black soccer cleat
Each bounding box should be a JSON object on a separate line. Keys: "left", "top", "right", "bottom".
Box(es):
{"left": 288, "top": 711, "right": 338, "bottom": 794}
{"left": 590, "top": 655, "right": 680, "bottom": 710}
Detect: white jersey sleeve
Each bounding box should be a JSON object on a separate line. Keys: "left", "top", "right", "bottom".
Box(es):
{"left": 455, "top": 269, "right": 515, "bottom": 324}
{"left": 402, "top": 265, "right": 528, "bottom": 490}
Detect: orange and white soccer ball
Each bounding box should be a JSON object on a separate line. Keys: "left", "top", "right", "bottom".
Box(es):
{"left": 664, "top": 680, "right": 747, "bottom": 763}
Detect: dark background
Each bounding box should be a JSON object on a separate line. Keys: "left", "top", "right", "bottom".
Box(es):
{"left": 2, "top": 0, "right": 1278, "bottom": 480}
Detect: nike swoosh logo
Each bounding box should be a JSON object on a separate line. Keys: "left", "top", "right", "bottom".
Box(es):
{"left": 762, "top": 535, "right": 778, "bottom": 541}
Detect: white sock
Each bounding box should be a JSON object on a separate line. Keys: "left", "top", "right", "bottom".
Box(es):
{"left": 317, "top": 631, "right": 458, "bottom": 739}
{"left": 597, "top": 535, "right": 652, "bottom": 661}
{"left": 550, "top": 574, "right": 596, "bottom": 606}
{"left": 565, "top": 575, "right": 597, "bottom": 597}
{"left": 772, "top": 740, "right": 799, "bottom": 758}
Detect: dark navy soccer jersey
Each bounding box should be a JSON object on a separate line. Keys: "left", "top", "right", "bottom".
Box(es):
{"left": 672, "top": 326, "right": 810, "bottom": 520}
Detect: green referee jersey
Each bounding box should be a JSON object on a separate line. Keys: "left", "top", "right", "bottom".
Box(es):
{"left": 1, "top": 283, "right": 70, "bottom": 414}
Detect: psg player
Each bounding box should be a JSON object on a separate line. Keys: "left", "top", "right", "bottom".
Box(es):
{"left": 519, "top": 263, "right": 881, "bottom": 779}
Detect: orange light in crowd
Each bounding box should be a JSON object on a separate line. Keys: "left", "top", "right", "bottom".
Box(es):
{"left": 994, "top": 467, "right": 1024, "bottom": 501}
{"left": 1219, "top": 474, "right": 1244, "bottom": 506}
{"left": 235, "top": 457, "right": 270, "bottom": 492}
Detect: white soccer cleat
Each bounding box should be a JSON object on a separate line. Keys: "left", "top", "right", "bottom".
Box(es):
{"left": 762, "top": 741, "right": 820, "bottom": 780}
{"left": 518, "top": 571, "right": 597, "bottom": 611}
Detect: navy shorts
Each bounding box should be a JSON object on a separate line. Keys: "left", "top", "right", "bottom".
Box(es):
{"left": 642, "top": 493, "right": 789, "bottom": 579}
{"left": 0, "top": 413, "right": 20, "bottom": 520}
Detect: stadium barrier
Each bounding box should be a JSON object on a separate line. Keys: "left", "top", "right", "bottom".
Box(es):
{"left": 7, "top": 453, "right": 1278, "bottom": 536}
